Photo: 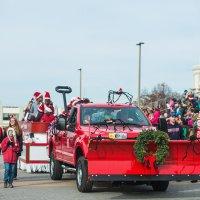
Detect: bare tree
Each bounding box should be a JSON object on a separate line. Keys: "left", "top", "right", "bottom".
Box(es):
{"left": 141, "top": 83, "right": 181, "bottom": 109}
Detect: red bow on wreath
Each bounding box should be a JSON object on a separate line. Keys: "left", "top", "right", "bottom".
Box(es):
{"left": 144, "top": 154, "right": 158, "bottom": 174}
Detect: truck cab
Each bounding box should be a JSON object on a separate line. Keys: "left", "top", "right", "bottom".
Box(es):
{"left": 49, "top": 103, "right": 151, "bottom": 165}
{"left": 48, "top": 87, "right": 154, "bottom": 192}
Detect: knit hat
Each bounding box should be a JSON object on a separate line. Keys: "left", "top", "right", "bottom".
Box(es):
{"left": 7, "top": 127, "right": 16, "bottom": 137}
{"left": 33, "top": 91, "right": 42, "bottom": 100}
{"left": 44, "top": 91, "right": 51, "bottom": 100}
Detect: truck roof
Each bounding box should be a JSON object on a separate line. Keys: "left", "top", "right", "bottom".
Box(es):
{"left": 78, "top": 103, "right": 137, "bottom": 108}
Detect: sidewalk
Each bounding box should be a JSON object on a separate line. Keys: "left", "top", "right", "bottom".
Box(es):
{"left": 0, "top": 156, "right": 76, "bottom": 200}
{"left": 0, "top": 156, "right": 51, "bottom": 185}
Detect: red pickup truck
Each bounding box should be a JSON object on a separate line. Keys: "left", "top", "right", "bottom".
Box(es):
{"left": 48, "top": 87, "right": 200, "bottom": 193}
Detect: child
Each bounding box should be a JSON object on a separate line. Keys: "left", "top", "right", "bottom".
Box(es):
{"left": 1, "top": 127, "right": 19, "bottom": 188}
{"left": 8, "top": 117, "right": 23, "bottom": 179}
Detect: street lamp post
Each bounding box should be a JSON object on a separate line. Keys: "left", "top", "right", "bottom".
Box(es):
{"left": 78, "top": 68, "right": 82, "bottom": 98}
{"left": 136, "top": 42, "right": 145, "bottom": 107}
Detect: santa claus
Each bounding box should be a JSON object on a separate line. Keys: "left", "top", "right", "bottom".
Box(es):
{"left": 40, "top": 91, "right": 55, "bottom": 123}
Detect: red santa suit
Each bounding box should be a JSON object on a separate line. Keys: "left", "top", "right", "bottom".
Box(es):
{"left": 40, "top": 104, "right": 55, "bottom": 123}
{"left": 40, "top": 92, "right": 55, "bottom": 123}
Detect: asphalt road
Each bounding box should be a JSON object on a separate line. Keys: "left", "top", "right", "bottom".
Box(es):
{"left": 1, "top": 162, "right": 200, "bottom": 200}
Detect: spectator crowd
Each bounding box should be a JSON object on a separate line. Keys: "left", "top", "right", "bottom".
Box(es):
{"left": 142, "top": 90, "right": 200, "bottom": 140}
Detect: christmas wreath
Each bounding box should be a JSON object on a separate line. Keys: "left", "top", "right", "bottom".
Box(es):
{"left": 134, "top": 130, "right": 169, "bottom": 165}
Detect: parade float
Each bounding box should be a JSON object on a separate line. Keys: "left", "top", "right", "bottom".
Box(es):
{"left": 19, "top": 121, "right": 50, "bottom": 172}
{"left": 18, "top": 91, "right": 57, "bottom": 173}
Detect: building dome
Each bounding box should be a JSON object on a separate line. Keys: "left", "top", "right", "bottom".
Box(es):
{"left": 193, "top": 65, "right": 200, "bottom": 93}
{"left": 193, "top": 65, "right": 200, "bottom": 71}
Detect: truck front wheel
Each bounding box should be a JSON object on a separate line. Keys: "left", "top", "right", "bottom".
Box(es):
{"left": 50, "top": 153, "right": 63, "bottom": 180}
{"left": 151, "top": 181, "right": 169, "bottom": 191}
{"left": 76, "top": 156, "right": 93, "bottom": 192}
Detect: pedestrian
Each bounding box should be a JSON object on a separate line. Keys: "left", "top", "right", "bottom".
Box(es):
{"left": 1, "top": 127, "right": 19, "bottom": 188}
{"left": 0, "top": 126, "right": 5, "bottom": 154}
{"left": 0, "top": 126, "right": 3, "bottom": 141}
{"left": 7, "top": 116, "right": 23, "bottom": 179}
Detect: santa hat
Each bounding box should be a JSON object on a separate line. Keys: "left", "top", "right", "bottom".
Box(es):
{"left": 33, "top": 91, "right": 42, "bottom": 100}
{"left": 44, "top": 91, "right": 51, "bottom": 100}
{"left": 68, "top": 97, "right": 81, "bottom": 107}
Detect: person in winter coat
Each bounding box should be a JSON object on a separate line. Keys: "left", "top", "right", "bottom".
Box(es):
{"left": 7, "top": 117, "right": 23, "bottom": 179}
{"left": 0, "top": 126, "right": 4, "bottom": 144}
{"left": 0, "top": 126, "right": 5, "bottom": 154}
{"left": 0, "top": 126, "right": 4, "bottom": 142}
{"left": 24, "top": 91, "right": 44, "bottom": 122}
{"left": 1, "top": 127, "right": 19, "bottom": 188}
{"left": 150, "top": 108, "right": 161, "bottom": 127}
{"left": 167, "top": 117, "right": 182, "bottom": 140}
{"left": 40, "top": 91, "right": 55, "bottom": 123}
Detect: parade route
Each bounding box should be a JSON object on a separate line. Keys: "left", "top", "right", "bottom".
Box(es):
{"left": 1, "top": 0, "right": 200, "bottom": 199}
{"left": 0, "top": 156, "right": 200, "bottom": 200}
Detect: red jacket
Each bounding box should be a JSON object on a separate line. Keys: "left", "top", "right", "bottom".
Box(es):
{"left": 150, "top": 111, "right": 161, "bottom": 126}
{"left": 0, "top": 127, "right": 3, "bottom": 142}
{"left": 1, "top": 137, "right": 19, "bottom": 164}
{"left": 40, "top": 104, "right": 55, "bottom": 123}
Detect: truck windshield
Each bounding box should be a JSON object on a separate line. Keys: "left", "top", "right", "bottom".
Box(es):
{"left": 81, "top": 107, "right": 150, "bottom": 126}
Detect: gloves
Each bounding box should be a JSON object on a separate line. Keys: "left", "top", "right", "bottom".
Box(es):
{"left": 7, "top": 141, "right": 13, "bottom": 146}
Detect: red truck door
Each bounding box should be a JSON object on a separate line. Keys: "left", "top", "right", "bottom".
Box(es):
{"left": 62, "top": 107, "right": 77, "bottom": 165}
{"left": 53, "top": 130, "right": 63, "bottom": 160}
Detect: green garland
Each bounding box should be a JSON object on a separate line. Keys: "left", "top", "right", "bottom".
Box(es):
{"left": 134, "top": 130, "right": 169, "bottom": 165}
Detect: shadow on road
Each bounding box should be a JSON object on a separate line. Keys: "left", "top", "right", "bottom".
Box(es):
{"left": 90, "top": 182, "right": 200, "bottom": 199}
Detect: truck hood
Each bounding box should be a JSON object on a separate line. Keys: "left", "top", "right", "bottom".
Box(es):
{"left": 80, "top": 125, "right": 155, "bottom": 139}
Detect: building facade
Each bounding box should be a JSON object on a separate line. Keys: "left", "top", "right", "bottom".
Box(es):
{"left": 193, "top": 65, "right": 200, "bottom": 95}
{"left": 0, "top": 105, "right": 24, "bottom": 127}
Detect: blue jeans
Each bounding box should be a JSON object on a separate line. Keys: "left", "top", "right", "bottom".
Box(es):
{"left": 4, "top": 163, "right": 15, "bottom": 184}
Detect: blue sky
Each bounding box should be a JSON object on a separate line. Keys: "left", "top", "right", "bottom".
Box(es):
{"left": 0, "top": 0, "right": 200, "bottom": 107}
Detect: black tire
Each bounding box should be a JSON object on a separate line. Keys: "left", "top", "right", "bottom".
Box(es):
{"left": 151, "top": 181, "right": 169, "bottom": 191}
{"left": 76, "top": 156, "right": 93, "bottom": 192}
{"left": 50, "top": 153, "right": 63, "bottom": 180}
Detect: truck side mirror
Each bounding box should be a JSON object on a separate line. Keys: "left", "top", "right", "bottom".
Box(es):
{"left": 56, "top": 117, "right": 66, "bottom": 131}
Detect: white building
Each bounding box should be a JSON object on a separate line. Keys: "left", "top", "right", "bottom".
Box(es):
{"left": 193, "top": 65, "right": 200, "bottom": 95}
{"left": 0, "top": 105, "right": 24, "bottom": 127}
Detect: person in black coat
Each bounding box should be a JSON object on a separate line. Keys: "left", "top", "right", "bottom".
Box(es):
{"left": 166, "top": 117, "right": 182, "bottom": 140}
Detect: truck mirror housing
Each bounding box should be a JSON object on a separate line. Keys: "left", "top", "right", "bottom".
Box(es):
{"left": 56, "top": 117, "right": 66, "bottom": 131}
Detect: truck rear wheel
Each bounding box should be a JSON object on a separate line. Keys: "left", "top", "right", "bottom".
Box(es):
{"left": 76, "top": 156, "right": 93, "bottom": 192}
{"left": 50, "top": 153, "right": 63, "bottom": 180}
{"left": 151, "top": 181, "right": 169, "bottom": 191}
